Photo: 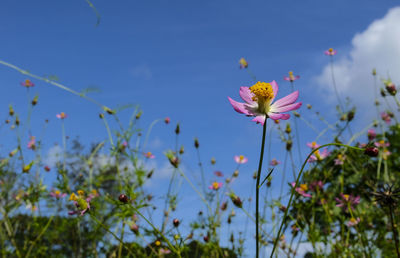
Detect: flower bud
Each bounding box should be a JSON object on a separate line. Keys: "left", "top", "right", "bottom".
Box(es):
{"left": 9, "top": 105, "right": 14, "bottom": 116}
{"left": 233, "top": 170, "right": 239, "bottom": 178}
{"left": 135, "top": 111, "right": 142, "bottom": 119}
{"left": 173, "top": 218, "right": 180, "bottom": 227}
{"left": 31, "top": 95, "right": 38, "bottom": 106}
{"left": 364, "top": 147, "right": 379, "bottom": 157}
{"left": 99, "top": 113, "right": 104, "bottom": 119}
{"left": 372, "top": 68, "right": 376, "bottom": 76}
{"left": 306, "top": 104, "right": 312, "bottom": 109}
{"left": 194, "top": 138, "right": 199, "bottom": 148}
{"left": 347, "top": 110, "right": 355, "bottom": 122}
{"left": 119, "top": 194, "right": 129, "bottom": 203}
{"left": 293, "top": 111, "right": 300, "bottom": 118}
{"left": 211, "top": 157, "right": 216, "bottom": 165}
{"left": 179, "top": 146, "right": 184, "bottom": 154}
{"left": 286, "top": 140, "right": 292, "bottom": 151}
{"left": 285, "top": 123, "right": 291, "bottom": 134}
{"left": 175, "top": 123, "right": 180, "bottom": 135}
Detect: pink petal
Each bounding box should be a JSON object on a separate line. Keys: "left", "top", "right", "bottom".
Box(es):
{"left": 239, "top": 87, "right": 255, "bottom": 104}
{"left": 252, "top": 115, "right": 266, "bottom": 125}
{"left": 228, "top": 97, "right": 253, "bottom": 116}
{"left": 271, "top": 102, "right": 302, "bottom": 113}
{"left": 271, "top": 91, "right": 299, "bottom": 109}
{"left": 267, "top": 113, "right": 290, "bottom": 120}
{"left": 270, "top": 80, "right": 278, "bottom": 102}
{"left": 283, "top": 76, "right": 290, "bottom": 81}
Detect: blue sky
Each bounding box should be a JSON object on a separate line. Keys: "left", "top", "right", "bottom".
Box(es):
{"left": 1, "top": 0, "right": 400, "bottom": 256}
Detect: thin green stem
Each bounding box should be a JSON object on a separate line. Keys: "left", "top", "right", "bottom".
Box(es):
{"left": 256, "top": 117, "right": 268, "bottom": 258}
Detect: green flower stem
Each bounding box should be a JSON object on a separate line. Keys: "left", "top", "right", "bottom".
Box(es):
{"left": 389, "top": 205, "right": 400, "bottom": 258}
{"left": 270, "top": 143, "right": 364, "bottom": 257}
{"left": 130, "top": 206, "right": 181, "bottom": 257}
{"left": 90, "top": 214, "right": 135, "bottom": 256}
{"left": 61, "top": 120, "right": 67, "bottom": 172}
{"left": 26, "top": 216, "right": 54, "bottom": 258}
{"left": 256, "top": 117, "right": 268, "bottom": 258}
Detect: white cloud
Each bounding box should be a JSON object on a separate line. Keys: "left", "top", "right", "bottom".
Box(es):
{"left": 314, "top": 7, "right": 400, "bottom": 120}
{"left": 43, "top": 145, "right": 63, "bottom": 167}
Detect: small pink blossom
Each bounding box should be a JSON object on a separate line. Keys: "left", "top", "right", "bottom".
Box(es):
{"left": 44, "top": 165, "right": 51, "bottom": 172}
{"left": 56, "top": 112, "right": 67, "bottom": 119}
{"left": 307, "top": 142, "right": 320, "bottom": 149}
{"left": 208, "top": 182, "right": 223, "bottom": 191}
{"left": 367, "top": 129, "right": 376, "bottom": 141}
{"left": 374, "top": 140, "right": 390, "bottom": 148}
{"left": 347, "top": 217, "right": 360, "bottom": 227}
{"left": 228, "top": 81, "right": 302, "bottom": 125}
{"left": 308, "top": 148, "right": 330, "bottom": 163}
{"left": 381, "top": 112, "right": 391, "bottom": 124}
{"left": 324, "top": 48, "right": 337, "bottom": 56}
{"left": 336, "top": 193, "right": 360, "bottom": 211}
{"left": 291, "top": 182, "right": 312, "bottom": 198}
{"left": 269, "top": 158, "right": 281, "bottom": 166}
{"left": 283, "top": 71, "right": 300, "bottom": 82}
{"left": 21, "top": 79, "right": 35, "bottom": 88}
{"left": 234, "top": 155, "right": 248, "bottom": 164}
{"left": 309, "top": 181, "right": 324, "bottom": 192}
{"left": 334, "top": 154, "right": 346, "bottom": 166}
{"left": 27, "top": 136, "right": 36, "bottom": 150}
{"left": 164, "top": 117, "right": 170, "bottom": 124}
{"left": 50, "top": 190, "right": 67, "bottom": 199}
{"left": 145, "top": 152, "right": 155, "bottom": 159}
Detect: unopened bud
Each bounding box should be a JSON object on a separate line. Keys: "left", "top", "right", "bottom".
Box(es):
{"left": 9, "top": 105, "right": 14, "bottom": 116}
{"left": 233, "top": 170, "right": 239, "bottom": 177}
{"left": 135, "top": 111, "right": 142, "bottom": 119}
{"left": 175, "top": 123, "right": 180, "bottom": 135}
{"left": 173, "top": 219, "right": 180, "bottom": 227}
{"left": 119, "top": 194, "right": 129, "bottom": 203}
{"left": 293, "top": 111, "right": 300, "bottom": 118}
{"left": 31, "top": 95, "right": 38, "bottom": 106}
{"left": 194, "top": 138, "right": 199, "bottom": 148}
{"left": 285, "top": 123, "right": 291, "bottom": 134}
{"left": 364, "top": 147, "right": 379, "bottom": 157}
{"left": 99, "top": 113, "right": 104, "bottom": 119}
{"left": 211, "top": 157, "right": 216, "bottom": 165}
{"left": 286, "top": 140, "right": 292, "bottom": 151}
{"left": 179, "top": 146, "right": 184, "bottom": 155}
{"left": 306, "top": 104, "right": 312, "bottom": 109}
{"left": 347, "top": 110, "right": 355, "bottom": 122}
{"left": 372, "top": 68, "right": 376, "bottom": 76}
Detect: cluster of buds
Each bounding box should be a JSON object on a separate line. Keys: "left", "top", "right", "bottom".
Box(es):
{"left": 384, "top": 79, "right": 397, "bottom": 96}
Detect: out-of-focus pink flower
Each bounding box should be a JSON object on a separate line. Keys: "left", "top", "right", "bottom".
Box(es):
{"left": 44, "top": 165, "right": 51, "bottom": 172}
{"left": 50, "top": 190, "right": 67, "bottom": 199}
{"left": 164, "top": 117, "right": 170, "bottom": 124}
{"left": 239, "top": 58, "right": 248, "bottom": 69}
{"left": 324, "top": 48, "right": 337, "bottom": 56}
{"left": 307, "top": 142, "right": 320, "bottom": 149}
{"left": 208, "top": 182, "right": 223, "bottom": 191}
{"left": 334, "top": 154, "right": 346, "bottom": 166}
{"left": 234, "top": 155, "right": 248, "bottom": 164}
{"left": 346, "top": 217, "right": 360, "bottom": 227}
{"left": 145, "top": 152, "right": 155, "bottom": 159}
{"left": 214, "top": 171, "right": 224, "bottom": 177}
{"left": 381, "top": 112, "right": 391, "bottom": 124}
{"left": 382, "top": 149, "right": 391, "bottom": 160}
{"left": 283, "top": 71, "right": 300, "bottom": 82}
{"left": 159, "top": 248, "right": 171, "bottom": 254}
{"left": 270, "top": 158, "right": 281, "bottom": 166}
{"left": 56, "top": 112, "right": 67, "bottom": 119}
{"left": 308, "top": 149, "right": 330, "bottom": 163}
{"left": 68, "top": 192, "right": 94, "bottom": 216}
{"left": 21, "top": 79, "right": 35, "bottom": 88}
{"left": 228, "top": 81, "right": 302, "bottom": 125}
{"left": 291, "top": 182, "right": 312, "bottom": 198}
{"left": 309, "top": 181, "right": 324, "bottom": 192}
{"left": 336, "top": 193, "right": 360, "bottom": 211}
{"left": 27, "top": 136, "right": 36, "bottom": 150}
{"left": 374, "top": 140, "right": 390, "bottom": 148}
{"left": 367, "top": 129, "right": 376, "bottom": 141}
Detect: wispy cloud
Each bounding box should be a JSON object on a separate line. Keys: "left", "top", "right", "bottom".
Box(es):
{"left": 130, "top": 64, "right": 153, "bottom": 80}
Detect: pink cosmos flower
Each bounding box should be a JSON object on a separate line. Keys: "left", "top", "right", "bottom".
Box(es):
{"left": 239, "top": 58, "right": 248, "bottom": 69}
{"left": 283, "top": 71, "right": 300, "bottom": 82}
{"left": 234, "top": 155, "right": 248, "bottom": 164}
{"left": 324, "top": 48, "right": 337, "bottom": 56}
{"left": 382, "top": 149, "right": 391, "bottom": 160}
{"left": 68, "top": 194, "right": 94, "bottom": 216}
{"left": 228, "top": 81, "right": 302, "bottom": 125}
{"left": 291, "top": 182, "right": 312, "bottom": 198}
{"left": 145, "top": 152, "right": 155, "bottom": 159}
{"left": 270, "top": 158, "right": 281, "bottom": 166}
{"left": 374, "top": 140, "right": 390, "bottom": 148}
{"left": 347, "top": 217, "right": 360, "bottom": 227}
{"left": 307, "top": 142, "right": 320, "bottom": 149}
{"left": 50, "top": 190, "right": 67, "bottom": 199}
{"left": 21, "top": 79, "right": 35, "bottom": 88}
{"left": 308, "top": 148, "right": 330, "bottom": 163}
{"left": 56, "top": 112, "right": 67, "bottom": 119}
{"left": 381, "top": 112, "right": 391, "bottom": 124}
{"left": 214, "top": 171, "right": 224, "bottom": 177}
{"left": 208, "top": 182, "right": 223, "bottom": 190}
{"left": 334, "top": 154, "right": 346, "bottom": 166}
{"left": 27, "top": 136, "right": 36, "bottom": 150}
{"left": 367, "top": 129, "right": 376, "bottom": 141}
{"left": 335, "top": 193, "right": 360, "bottom": 211}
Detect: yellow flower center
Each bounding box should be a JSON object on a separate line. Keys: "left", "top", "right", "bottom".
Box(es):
{"left": 77, "top": 190, "right": 85, "bottom": 196}
{"left": 250, "top": 82, "right": 274, "bottom": 114}
{"left": 155, "top": 240, "right": 161, "bottom": 246}
{"left": 328, "top": 48, "right": 333, "bottom": 53}
{"left": 349, "top": 217, "right": 357, "bottom": 223}
{"left": 288, "top": 71, "right": 294, "bottom": 80}
{"left": 239, "top": 155, "right": 244, "bottom": 161}
{"left": 311, "top": 142, "right": 317, "bottom": 147}
{"left": 91, "top": 189, "right": 98, "bottom": 196}
{"left": 212, "top": 182, "right": 220, "bottom": 189}
{"left": 343, "top": 194, "right": 350, "bottom": 201}
{"left": 69, "top": 193, "right": 78, "bottom": 201}
{"left": 55, "top": 190, "right": 61, "bottom": 195}
{"left": 300, "top": 184, "right": 308, "bottom": 191}
{"left": 379, "top": 140, "right": 385, "bottom": 145}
